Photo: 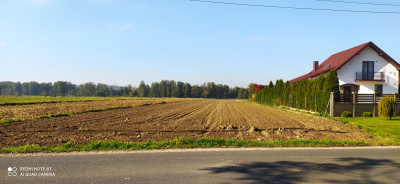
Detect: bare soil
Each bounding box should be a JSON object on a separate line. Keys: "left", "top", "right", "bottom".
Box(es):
{"left": 0, "top": 98, "right": 194, "bottom": 121}
{"left": 0, "top": 99, "right": 374, "bottom": 148}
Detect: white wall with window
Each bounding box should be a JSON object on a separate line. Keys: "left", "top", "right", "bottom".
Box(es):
{"left": 337, "top": 46, "right": 398, "bottom": 94}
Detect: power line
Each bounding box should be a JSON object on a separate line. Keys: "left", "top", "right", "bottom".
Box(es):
{"left": 316, "top": 0, "right": 400, "bottom": 7}
{"left": 190, "top": 0, "right": 400, "bottom": 14}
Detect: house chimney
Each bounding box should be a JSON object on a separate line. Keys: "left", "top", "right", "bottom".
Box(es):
{"left": 313, "top": 61, "right": 319, "bottom": 72}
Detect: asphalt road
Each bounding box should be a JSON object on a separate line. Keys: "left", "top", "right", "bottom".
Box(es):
{"left": 1, "top": 147, "right": 400, "bottom": 184}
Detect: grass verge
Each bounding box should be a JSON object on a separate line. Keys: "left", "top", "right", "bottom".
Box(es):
{"left": 0, "top": 137, "right": 384, "bottom": 154}
{"left": 250, "top": 101, "right": 399, "bottom": 145}
{"left": 332, "top": 116, "right": 400, "bottom": 143}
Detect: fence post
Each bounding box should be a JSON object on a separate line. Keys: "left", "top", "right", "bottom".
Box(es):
{"left": 330, "top": 92, "right": 334, "bottom": 117}
{"left": 352, "top": 92, "right": 357, "bottom": 117}
{"left": 373, "top": 92, "right": 376, "bottom": 117}
{"left": 393, "top": 93, "right": 397, "bottom": 117}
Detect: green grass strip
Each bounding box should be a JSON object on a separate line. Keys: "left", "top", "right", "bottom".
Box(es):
{"left": 331, "top": 116, "right": 400, "bottom": 143}
{"left": 1, "top": 137, "right": 392, "bottom": 154}
{"left": 0, "top": 119, "right": 23, "bottom": 125}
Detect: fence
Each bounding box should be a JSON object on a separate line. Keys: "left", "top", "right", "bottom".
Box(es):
{"left": 333, "top": 93, "right": 398, "bottom": 104}
{"left": 330, "top": 92, "right": 400, "bottom": 117}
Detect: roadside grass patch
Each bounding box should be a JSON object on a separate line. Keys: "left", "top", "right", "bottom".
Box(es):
{"left": 333, "top": 116, "right": 400, "bottom": 143}
{"left": 0, "top": 138, "right": 380, "bottom": 154}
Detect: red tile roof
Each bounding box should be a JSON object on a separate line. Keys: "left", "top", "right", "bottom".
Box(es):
{"left": 289, "top": 41, "right": 400, "bottom": 83}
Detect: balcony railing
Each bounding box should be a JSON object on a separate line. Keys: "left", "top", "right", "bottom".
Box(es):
{"left": 355, "top": 72, "right": 384, "bottom": 81}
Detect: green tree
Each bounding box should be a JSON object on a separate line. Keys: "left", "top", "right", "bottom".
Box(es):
{"left": 176, "top": 81, "right": 185, "bottom": 98}
{"left": 160, "top": 80, "right": 167, "bottom": 97}
{"left": 22, "top": 82, "right": 29, "bottom": 95}
{"left": 191, "top": 85, "right": 203, "bottom": 98}
{"left": 150, "top": 82, "right": 160, "bottom": 97}
{"left": 378, "top": 96, "right": 396, "bottom": 119}
{"left": 170, "top": 80, "right": 177, "bottom": 97}
{"left": 184, "top": 83, "right": 192, "bottom": 98}
{"left": 28, "top": 81, "right": 41, "bottom": 95}
{"left": 228, "top": 86, "right": 239, "bottom": 99}
{"left": 78, "top": 82, "right": 96, "bottom": 96}
{"left": 14, "top": 82, "right": 23, "bottom": 96}
{"left": 95, "top": 83, "right": 110, "bottom": 97}
{"left": 322, "top": 69, "right": 340, "bottom": 112}
{"left": 282, "top": 81, "right": 290, "bottom": 106}
{"left": 275, "top": 79, "right": 284, "bottom": 104}
{"left": 243, "top": 87, "right": 249, "bottom": 99}
{"left": 323, "top": 69, "right": 340, "bottom": 94}
{"left": 137, "top": 80, "right": 149, "bottom": 97}
{"left": 53, "top": 81, "right": 68, "bottom": 96}
{"left": 66, "top": 82, "right": 77, "bottom": 96}
{"left": 202, "top": 90, "right": 210, "bottom": 98}
{"left": 223, "top": 85, "right": 230, "bottom": 99}
{"left": 128, "top": 87, "right": 138, "bottom": 97}
{"left": 316, "top": 74, "right": 326, "bottom": 112}
{"left": 40, "top": 82, "right": 52, "bottom": 96}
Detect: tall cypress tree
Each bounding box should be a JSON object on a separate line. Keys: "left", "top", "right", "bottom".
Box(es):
{"left": 322, "top": 69, "right": 339, "bottom": 112}
{"left": 323, "top": 69, "right": 340, "bottom": 94}
{"left": 268, "top": 81, "right": 274, "bottom": 103}
{"left": 275, "top": 79, "right": 284, "bottom": 105}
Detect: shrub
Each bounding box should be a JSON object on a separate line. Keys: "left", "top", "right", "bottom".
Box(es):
{"left": 361, "top": 112, "right": 372, "bottom": 117}
{"left": 378, "top": 96, "right": 395, "bottom": 119}
{"left": 251, "top": 94, "right": 257, "bottom": 101}
{"left": 341, "top": 111, "right": 352, "bottom": 118}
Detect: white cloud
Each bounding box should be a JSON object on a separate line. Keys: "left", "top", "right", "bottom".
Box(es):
{"left": 108, "top": 23, "right": 134, "bottom": 30}
{"left": 0, "top": 42, "right": 7, "bottom": 46}
{"left": 248, "top": 35, "right": 267, "bottom": 42}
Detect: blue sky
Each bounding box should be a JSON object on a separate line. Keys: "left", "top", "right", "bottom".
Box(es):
{"left": 1, "top": 0, "right": 399, "bottom": 88}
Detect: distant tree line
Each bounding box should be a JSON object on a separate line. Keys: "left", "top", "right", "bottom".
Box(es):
{"left": 252, "top": 69, "right": 339, "bottom": 113}
{"left": 0, "top": 80, "right": 249, "bottom": 99}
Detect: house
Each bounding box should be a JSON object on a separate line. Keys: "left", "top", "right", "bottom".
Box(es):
{"left": 289, "top": 42, "right": 400, "bottom": 95}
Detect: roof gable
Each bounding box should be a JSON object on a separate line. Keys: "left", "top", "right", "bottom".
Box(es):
{"left": 289, "top": 42, "right": 400, "bottom": 83}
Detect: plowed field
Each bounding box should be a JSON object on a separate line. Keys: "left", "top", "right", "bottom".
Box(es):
{"left": 0, "top": 99, "right": 373, "bottom": 148}
{"left": 0, "top": 98, "right": 194, "bottom": 121}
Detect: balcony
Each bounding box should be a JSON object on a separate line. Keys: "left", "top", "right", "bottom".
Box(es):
{"left": 355, "top": 72, "right": 384, "bottom": 81}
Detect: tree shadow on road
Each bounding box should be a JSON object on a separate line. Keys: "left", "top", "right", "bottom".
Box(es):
{"left": 202, "top": 158, "right": 400, "bottom": 183}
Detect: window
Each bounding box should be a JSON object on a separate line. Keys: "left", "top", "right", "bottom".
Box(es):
{"left": 362, "top": 61, "right": 374, "bottom": 80}
{"left": 375, "top": 84, "right": 383, "bottom": 95}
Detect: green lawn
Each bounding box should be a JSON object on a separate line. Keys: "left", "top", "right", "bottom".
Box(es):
{"left": 333, "top": 116, "right": 400, "bottom": 143}
{"left": 0, "top": 96, "right": 139, "bottom": 105}
{"left": 0, "top": 138, "right": 372, "bottom": 153}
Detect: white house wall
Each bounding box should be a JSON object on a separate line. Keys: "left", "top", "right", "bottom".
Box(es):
{"left": 336, "top": 46, "right": 398, "bottom": 94}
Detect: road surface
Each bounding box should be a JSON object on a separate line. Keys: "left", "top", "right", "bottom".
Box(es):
{"left": 1, "top": 147, "right": 400, "bottom": 183}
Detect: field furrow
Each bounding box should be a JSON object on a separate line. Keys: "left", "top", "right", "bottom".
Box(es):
{"left": 0, "top": 99, "right": 374, "bottom": 148}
